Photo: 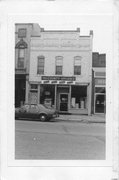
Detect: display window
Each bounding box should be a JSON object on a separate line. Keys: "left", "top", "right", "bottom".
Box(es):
{"left": 95, "top": 94, "right": 106, "bottom": 113}
{"left": 71, "top": 86, "right": 87, "bottom": 109}
{"left": 94, "top": 86, "right": 106, "bottom": 113}
{"left": 40, "top": 84, "right": 55, "bottom": 107}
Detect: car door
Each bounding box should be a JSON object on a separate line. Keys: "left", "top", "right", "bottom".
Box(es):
{"left": 29, "top": 104, "right": 39, "bottom": 119}
{"left": 19, "top": 105, "right": 30, "bottom": 118}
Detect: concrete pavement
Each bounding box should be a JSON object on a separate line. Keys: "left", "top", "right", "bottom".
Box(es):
{"left": 55, "top": 114, "right": 105, "bottom": 123}
{"left": 15, "top": 120, "right": 105, "bottom": 159}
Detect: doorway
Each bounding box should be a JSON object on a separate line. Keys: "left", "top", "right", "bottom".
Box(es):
{"left": 95, "top": 94, "right": 105, "bottom": 113}
{"left": 59, "top": 93, "right": 68, "bottom": 111}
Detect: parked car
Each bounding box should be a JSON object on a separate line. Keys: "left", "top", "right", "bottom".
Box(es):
{"left": 15, "top": 104, "right": 59, "bottom": 121}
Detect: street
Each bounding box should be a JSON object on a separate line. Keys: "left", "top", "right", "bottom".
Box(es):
{"left": 15, "top": 119, "right": 105, "bottom": 160}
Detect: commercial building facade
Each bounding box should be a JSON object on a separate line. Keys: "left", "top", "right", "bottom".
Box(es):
{"left": 15, "top": 23, "right": 34, "bottom": 107}
{"left": 25, "top": 24, "right": 93, "bottom": 115}
{"left": 15, "top": 24, "right": 106, "bottom": 115}
{"left": 92, "top": 53, "right": 106, "bottom": 114}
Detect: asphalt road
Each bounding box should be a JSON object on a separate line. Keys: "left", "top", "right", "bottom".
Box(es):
{"left": 15, "top": 119, "right": 105, "bottom": 160}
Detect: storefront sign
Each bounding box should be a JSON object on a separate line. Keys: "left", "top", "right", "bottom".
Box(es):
{"left": 42, "top": 76, "right": 76, "bottom": 81}
{"left": 51, "top": 80, "right": 57, "bottom": 84}
{"left": 95, "top": 78, "right": 105, "bottom": 85}
{"left": 59, "top": 81, "right": 65, "bottom": 84}
{"left": 67, "top": 81, "right": 73, "bottom": 84}
{"left": 43, "top": 80, "right": 50, "bottom": 84}
{"left": 38, "top": 80, "right": 89, "bottom": 85}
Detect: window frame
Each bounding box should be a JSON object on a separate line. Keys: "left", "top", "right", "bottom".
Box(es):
{"left": 55, "top": 56, "right": 63, "bottom": 75}
{"left": 37, "top": 56, "right": 45, "bottom": 75}
{"left": 74, "top": 56, "right": 82, "bottom": 75}
{"left": 17, "top": 47, "right": 25, "bottom": 69}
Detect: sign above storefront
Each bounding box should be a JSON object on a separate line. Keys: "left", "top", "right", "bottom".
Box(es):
{"left": 95, "top": 78, "right": 105, "bottom": 85}
{"left": 38, "top": 80, "right": 89, "bottom": 85}
{"left": 42, "top": 76, "right": 76, "bottom": 81}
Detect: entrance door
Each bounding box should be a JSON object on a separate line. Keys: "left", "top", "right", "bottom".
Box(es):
{"left": 59, "top": 94, "right": 68, "bottom": 111}
{"left": 95, "top": 94, "right": 105, "bottom": 113}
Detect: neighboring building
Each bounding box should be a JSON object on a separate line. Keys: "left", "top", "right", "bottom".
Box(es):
{"left": 92, "top": 53, "right": 106, "bottom": 114}
{"left": 27, "top": 24, "right": 93, "bottom": 115}
{"left": 15, "top": 24, "right": 33, "bottom": 107}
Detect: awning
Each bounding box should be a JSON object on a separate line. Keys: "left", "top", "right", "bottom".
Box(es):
{"left": 35, "top": 80, "right": 90, "bottom": 86}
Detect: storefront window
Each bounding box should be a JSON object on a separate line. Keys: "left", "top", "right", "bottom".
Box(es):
{"left": 95, "top": 94, "right": 106, "bottom": 113}
{"left": 71, "top": 86, "right": 87, "bottom": 109}
{"left": 95, "top": 86, "right": 106, "bottom": 113}
{"left": 40, "top": 85, "right": 55, "bottom": 107}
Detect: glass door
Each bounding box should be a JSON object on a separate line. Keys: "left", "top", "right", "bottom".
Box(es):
{"left": 95, "top": 94, "right": 105, "bottom": 113}
{"left": 59, "top": 94, "right": 68, "bottom": 111}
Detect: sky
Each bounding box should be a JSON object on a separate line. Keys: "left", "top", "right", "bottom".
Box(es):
{"left": 36, "top": 14, "right": 113, "bottom": 55}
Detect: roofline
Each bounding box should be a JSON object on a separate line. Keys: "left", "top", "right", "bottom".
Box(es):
{"left": 30, "top": 35, "right": 91, "bottom": 38}
{"left": 41, "top": 30, "right": 80, "bottom": 32}
{"left": 80, "top": 36, "right": 90, "bottom": 37}
{"left": 15, "top": 23, "right": 33, "bottom": 25}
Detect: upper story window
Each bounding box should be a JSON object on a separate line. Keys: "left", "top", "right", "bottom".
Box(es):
{"left": 37, "top": 56, "right": 45, "bottom": 75}
{"left": 74, "top": 56, "right": 82, "bottom": 75}
{"left": 15, "top": 39, "right": 27, "bottom": 69}
{"left": 55, "top": 56, "right": 63, "bottom": 75}
{"left": 18, "top": 28, "right": 27, "bottom": 38}
{"left": 18, "top": 48, "right": 25, "bottom": 68}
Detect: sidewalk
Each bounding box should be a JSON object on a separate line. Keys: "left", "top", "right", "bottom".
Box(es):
{"left": 55, "top": 114, "right": 105, "bottom": 123}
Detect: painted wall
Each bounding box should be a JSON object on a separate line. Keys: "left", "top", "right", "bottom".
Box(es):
{"left": 29, "top": 30, "right": 93, "bottom": 83}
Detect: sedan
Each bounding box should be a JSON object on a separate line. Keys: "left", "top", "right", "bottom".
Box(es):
{"left": 15, "top": 104, "right": 59, "bottom": 121}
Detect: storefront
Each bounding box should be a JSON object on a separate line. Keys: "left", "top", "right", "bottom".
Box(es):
{"left": 28, "top": 25, "right": 93, "bottom": 115}
{"left": 93, "top": 69, "right": 106, "bottom": 114}
{"left": 28, "top": 76, "right": 90, "bottom": 114}
{"left": 95, "top": 87, "right": 106, "bottom": 113}
{"left": 15, "top": 74, "right": 26, "bottom": 107}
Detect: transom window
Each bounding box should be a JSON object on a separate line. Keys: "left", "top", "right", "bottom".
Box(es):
{"left": 74, "top": 56, "right": 82, "bottom": 75}
{"left": 37, "top": 56, "right": 45, "bottom": 75}
{"left": 55, "top": 56, "right": 63, "bottom": 75}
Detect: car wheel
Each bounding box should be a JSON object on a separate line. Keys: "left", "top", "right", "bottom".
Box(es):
{"left": 39, "top": 114, "right": 47, "bottom": 122}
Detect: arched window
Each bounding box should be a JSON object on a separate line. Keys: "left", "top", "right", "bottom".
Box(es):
{"left": 15, "top": 39, "right": 27, "bottom": 68}
{"left": 74, "top": 56, "right": 82, "bottom": 75}
{"left": 37, "top": 56, "right": 45, "bottom": 74}
{"left": 55, "top": 56, "right": 63, "bottom": 75}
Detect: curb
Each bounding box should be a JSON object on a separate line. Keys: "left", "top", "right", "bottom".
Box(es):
{"left": 54, "top": 118, "right": 105, "bottom": 123}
